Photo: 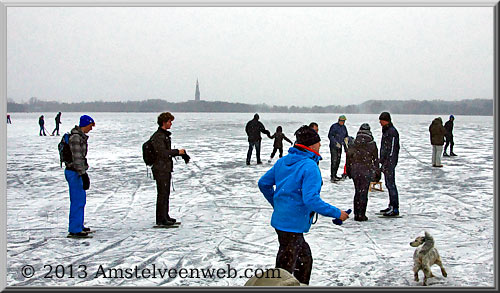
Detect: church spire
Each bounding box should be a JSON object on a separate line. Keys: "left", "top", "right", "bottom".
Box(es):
{"left": 195, "top": 79, "right": 200, "bottom": 101}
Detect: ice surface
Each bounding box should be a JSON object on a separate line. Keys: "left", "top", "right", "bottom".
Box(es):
{"left": 6, "top": 112, "right": 494, "bottom": 286}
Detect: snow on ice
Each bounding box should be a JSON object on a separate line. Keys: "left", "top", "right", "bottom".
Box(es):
{"left": 6, "top": 112, "right": 494, "bottom": 286}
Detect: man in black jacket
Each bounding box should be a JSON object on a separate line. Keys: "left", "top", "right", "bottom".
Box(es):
{"left": 52, "top": 112, "right": 62, "bottom": 136}
{"left": 443, "top": 115, "right": 456, "bottom": 157}
{"left": 151, "top": 112, "right": 186, "bottom": 226}
{"left": 378, "top": 112, "right": 400, "bottom": 217}
{"left": 245, "top": 113, "right": 271, "bottom": 165}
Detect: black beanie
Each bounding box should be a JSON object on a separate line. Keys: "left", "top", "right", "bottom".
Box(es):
{"left": 379, "top": 112, "right": 391, "bottom": 122}
{"left": 295, "top": 125, "right": 321, "bottom": 146}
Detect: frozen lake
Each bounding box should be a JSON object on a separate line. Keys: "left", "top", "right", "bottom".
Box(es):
{"left": 6, "top": 112, "right": 495, "bottom": 287}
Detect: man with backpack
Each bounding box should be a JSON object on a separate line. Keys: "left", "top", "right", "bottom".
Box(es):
{"left": 63, "top": 115, "right": 95, "bottom": 238}
{"left": 147, "top": 112, "right": 188, "bottom": 226}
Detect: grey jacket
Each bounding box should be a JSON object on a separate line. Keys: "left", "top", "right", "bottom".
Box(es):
{"left": 65, "top": 126, "right": 89, "bottom": 175}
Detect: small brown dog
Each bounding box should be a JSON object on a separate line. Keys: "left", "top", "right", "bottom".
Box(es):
{"left": 410, "top": 231, "right": 447, "bottom": 286}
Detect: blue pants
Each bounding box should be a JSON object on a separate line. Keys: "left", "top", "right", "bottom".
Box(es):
{"left": 383, "top": 166, "right": 399, "bottom": 209}
{"left": 246, "top": 141, "right": 262, "bottom": 163}
{"left": 65, "top": 169, "right": 86, "bottom": 233}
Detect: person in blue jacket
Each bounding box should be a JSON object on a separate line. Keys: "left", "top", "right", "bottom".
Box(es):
{"left": 328, "top": 115, "right": 348, "bottom": 181}
{"left": 378, "top": 112, "right": 400, "bottom": 217}
{"left": 258, "top": 125, "right": 350, "bottom": 285}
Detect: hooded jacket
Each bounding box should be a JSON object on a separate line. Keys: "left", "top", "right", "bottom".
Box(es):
{"left": 380, "top": 123, "right": 399, "bottom": 170}
{"left": 151, "top": 127, "right": 180, "bottom": 178}
{"left": 65, "top": 125, "right": 89, "bottom": 175}
{"left": 270, "top": 132, "right": 293, "bottom": 148}
{"left": 245, "top": 118, "right": 270, "bottom": 143}
{"left": 429, "top": 118, "right": 446, "bottom": 146}
{"left": 258, "top": 146, "right": 342, "bottom": 233}
{"left": 346, "top": 130, "right": 379, "bottom": 180}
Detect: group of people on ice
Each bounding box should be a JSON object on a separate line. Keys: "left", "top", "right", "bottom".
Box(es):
{"left": 37, "top": 112, "right": 62, "bottom": 136}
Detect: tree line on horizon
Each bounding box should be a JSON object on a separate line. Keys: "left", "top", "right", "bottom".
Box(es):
{"left": 6, "top": 97, "right": 493, "bottom": 116}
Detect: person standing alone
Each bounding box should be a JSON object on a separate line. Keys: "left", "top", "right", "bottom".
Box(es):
{"left": 150, "top": 112, "right": 186, "bottom": 226}
{"left": 52, "top": 112, "right": 62, "bottom": 136}
{"left": 378, "top": 112, "right": 400, "bottom": 217}
{"left": 429, "top": 117, "right": 446, "bottom": 167}
{"left": 443, "top": 115, "right": 456, "bottom": 157}
{"left": 65, "top": 115, "right": 95, "bottom": 238}
{"left": 328, "top": 115, "right": 348, "bottom": 181}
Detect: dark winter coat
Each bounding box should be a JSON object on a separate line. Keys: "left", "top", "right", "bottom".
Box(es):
{"left": 151, "top": 127, "right": 180, "bottom": 178}
{"left": 346, "top": 131, "right": 380, "bottom": 182}
{"left": 245, "top": 118, "right": 270, "bottom": 143}
{"left": 429, "top": 118, "right": 446, "bottom": 146}
{"left": 270, "top": 132, "right": 293, "bottom": 148}
{"left": 328, "top": 122, "right": 348, "bottom": 149}
{"left": 55, "top": 113, "right": 61, "bottom": 124}
{"left": 38, "top": 117, "right": 44, "bottom": 126}
{"left": 65, "top": 126, "right": 89, "bottom": 175}
{"left": 380, "top": 123, "right": 399, "bottom": 171}
{"left": 444, "top": 119, "right": 454, "bottom": 138}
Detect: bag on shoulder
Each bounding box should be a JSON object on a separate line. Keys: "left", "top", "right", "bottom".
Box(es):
{"left": 58, "top": 133, "right": 73, "bottom": 167}
{"left": 142, "top": 138, "right": 156, "bottom": 166}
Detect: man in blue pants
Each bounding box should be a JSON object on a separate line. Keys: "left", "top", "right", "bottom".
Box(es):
{"left": 65, "top": 115, "right": 95, "bottom": 238}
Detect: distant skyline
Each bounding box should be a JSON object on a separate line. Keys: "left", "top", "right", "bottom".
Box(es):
{"left": 7, "top": 6, "right": 494, "bottom": 106}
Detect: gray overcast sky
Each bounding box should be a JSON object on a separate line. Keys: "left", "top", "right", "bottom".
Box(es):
{"left": 7, "top": 6, "right": 494, "bottom": 106}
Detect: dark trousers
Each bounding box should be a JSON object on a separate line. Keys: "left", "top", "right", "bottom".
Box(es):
{"left": 275, "top": 229, "right": 313, "bottom": 285}
{"left": 7, "top": 117, "right": 11, "bottom": 124}
{"left": 352, "top": 172, "right": 370, "bottom": 217}
{"left": 330, "top": 146, "right": 342, "bottom": 178}
{"left": 270, "top": 147, "right": 283, "bottom": 158}
{"left": 247, "top": 140, "right": 262, "bottom": 163}
{"left": 155, "top": 173, "right": 172, "bottom": 225}
{"left": 444, "top": 135, "right": 454, "bottom": 153}
{"left": 383, "top": 166, "right": 399, "bottom": 209}
{"left": 39, "top": 125, "right": 46, "bottom": 136}
{"left": 52, "top": 124, "right": 60, "bottom": 136}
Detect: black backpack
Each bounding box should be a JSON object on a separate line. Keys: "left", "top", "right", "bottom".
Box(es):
{"left": 142, "top": 138, "right": 156, "bottom": 166}
{"left": 58, "top": 133, "right": 73, "bottom": 167}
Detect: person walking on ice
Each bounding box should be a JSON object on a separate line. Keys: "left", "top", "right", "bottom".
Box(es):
{"left": 378, "top": 112, "right": 400, "bottom": 217}
{"left": 443, "top": 115, "right": 456, "bottom": 157}
{"left": 258, "top": 125, "right": 349, "bottom": 285}
{"left": 52, "top": 112, "right": 62, "bottom": 136}
{"left": 245, "top": 113, "right": 271, "bottom": 165}
{"left": 268, "top": 126, "right": 293, "bottom": 163}
{"left": 64, "top": 115, "right": 95, "bottom": 238}
{"left": 38, "top": 115, "right": 47, "bottom": 136}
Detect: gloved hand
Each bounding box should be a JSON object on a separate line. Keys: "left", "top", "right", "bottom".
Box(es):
{"left": 181, "top": 153, "right": 190, "bottom": 164}
{"left": 81, "top": 173, "right": 90, "bottom": 190}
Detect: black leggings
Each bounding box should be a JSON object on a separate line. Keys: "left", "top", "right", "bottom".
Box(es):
{"left": 275, "top": 229, "right": 313, "bottom": 284}
{"left": 270, "top": 147, "right": 283, "bottom": 158}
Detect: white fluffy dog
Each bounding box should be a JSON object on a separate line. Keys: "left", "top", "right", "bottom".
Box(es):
{"left": 410, "top": 231, "right": 447, "bottom": 286}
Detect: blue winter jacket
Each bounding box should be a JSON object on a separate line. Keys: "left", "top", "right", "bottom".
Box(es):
{"left": 258, "top": 147, "right": 342, "bottom": 233}
{"left": 328, "top": 122, "right": 348, "bottom": 148}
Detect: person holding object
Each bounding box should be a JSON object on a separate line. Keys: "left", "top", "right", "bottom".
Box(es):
{"left": 258, "top": 125, "right": 349, "bottom": 285}
{"left": 443, "top": 115, "right": 456, "bottom": 157}
{"left": 328, "top": 115, "right": 348, "bottom": 181}
{"left": 245, "top": 113, "right": 271, "bottom": 165}
{"left": 429, "top": 117, "right": 446, "bottom": 167}
{"left": 151, "top": 112, "right": 187, "bottom": 226}
{"left": 378, "top": 112, "right": 400, "bottom": 217}
{"left": 346, "top": 123, "right": 380, "bottom": 221}
{"left": 51, "top": 112, "right": 62, "bottom": 136}
{"left": 65, "top": 115, "right": 95, "bottom": 238}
